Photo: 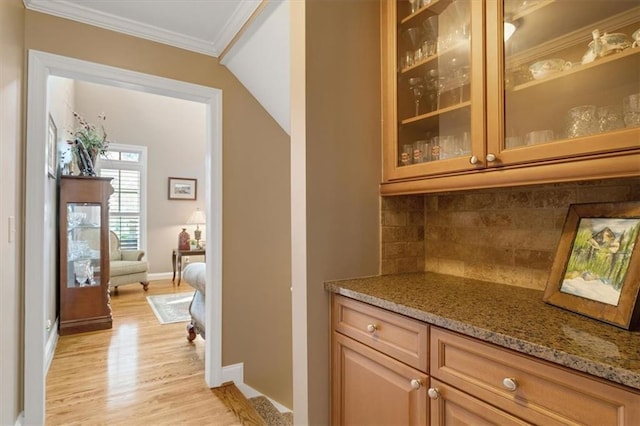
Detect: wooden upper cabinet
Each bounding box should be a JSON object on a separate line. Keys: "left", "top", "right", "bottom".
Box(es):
{"left": 381, "top": 0, "right": 640, "bottom": 194}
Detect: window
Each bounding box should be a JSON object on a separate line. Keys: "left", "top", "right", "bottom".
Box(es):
{"left": 97, "top": 144, "right": 147, "bottom": 251}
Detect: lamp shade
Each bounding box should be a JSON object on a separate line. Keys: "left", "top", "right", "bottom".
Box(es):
{"left": 187, "top": 208, "right": 206, "bottom": 225}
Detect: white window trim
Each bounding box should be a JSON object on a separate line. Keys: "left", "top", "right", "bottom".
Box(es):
{"left": 97, "top": 142, "right": 148, "bottom": 254}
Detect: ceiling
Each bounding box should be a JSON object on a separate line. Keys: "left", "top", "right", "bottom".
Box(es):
{"left": 22, "top": 0, "right": 263, "bottom": 57}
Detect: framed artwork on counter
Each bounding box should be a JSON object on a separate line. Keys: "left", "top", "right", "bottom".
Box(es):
{"left": 544, "top": 201, "right": 640, "bottom": 330}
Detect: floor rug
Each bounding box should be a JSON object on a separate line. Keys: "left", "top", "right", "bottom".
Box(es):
{"left": 146, "top": 292, "right": 194, "bottom": 324}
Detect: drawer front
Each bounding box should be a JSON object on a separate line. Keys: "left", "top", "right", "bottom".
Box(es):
{"left": 429, "top": 378, "right": 531, "bottom": 426}
{"left": 333, "top": 295, "right": 428, "bottom": 372}
{"left": 430, "top": 327, "right": 640, "bottom": 425}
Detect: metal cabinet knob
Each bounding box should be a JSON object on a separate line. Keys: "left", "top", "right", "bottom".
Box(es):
{"left": 366, "top": 323, "right": 377, "bottom": 333}
{"left": 469, "top": 155, "right": 479, "bottom": 165}
{"left": 486, "top": 153, "right": 497, "bottom": 162}
{"left": 502, "top": 377, "right": 518, "bottom": 391}
{"left": 427, "top": 387, "right": 440, "bottom": 399}
{"left": 410, "top": 379, "right": 422, "bottom": 390}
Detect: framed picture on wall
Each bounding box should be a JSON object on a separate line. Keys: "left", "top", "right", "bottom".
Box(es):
{"left": 168, "top": 177, "right": 197, "bottom": 200}
{"left": 543, "top": 201, "right": 640, "bottom": 329}
{"left": 47, "top": 114, "right": 57, "bottom": 178}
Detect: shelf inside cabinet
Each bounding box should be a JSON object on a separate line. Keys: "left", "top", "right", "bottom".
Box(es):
{"left": 400, "top": 0, "right": 450, "bottom": 25}
{"left": 507, "top": 1, "right": 640, "bottom": 60}
{"left": 400, "top": 40, "right": 470, "bottom": 75}
{"left": 510, "top": 48, "right": 639, "bottom": 93}
{"left": 401, "top": 101, "right": 471, "bottom": 126}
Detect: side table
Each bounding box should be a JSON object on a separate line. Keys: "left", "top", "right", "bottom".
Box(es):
{"left": 172, "top": 248, "right": 206, "bottom": 285}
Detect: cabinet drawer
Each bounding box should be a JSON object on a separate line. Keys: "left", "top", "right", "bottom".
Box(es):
{"left": 430, "top": 327, "right": 640, "bottom": 425}
{"left": 429, "top": 378, "right": 530, "bottom": 425}
{"left": 333, "top": 295, "right": 428, "bottom": 372}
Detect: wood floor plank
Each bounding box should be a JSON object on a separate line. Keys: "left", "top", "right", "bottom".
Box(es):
{"left": 46, "top": 279, "right": 242, "bottom": 426}
{"left": 211, "top": 383, "right": 267, "bottom": 426}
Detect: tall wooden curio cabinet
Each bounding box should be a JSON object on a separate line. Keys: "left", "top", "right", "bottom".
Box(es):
{"left": 59, "top": 175, "right": 114, "bottom": 335}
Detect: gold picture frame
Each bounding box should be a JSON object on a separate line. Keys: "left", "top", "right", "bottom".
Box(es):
{"left": 168, "top": 177, "right": 197, "bottom": 200}
{"left": 543, "top": 201, "right": 640, "bottom": 329}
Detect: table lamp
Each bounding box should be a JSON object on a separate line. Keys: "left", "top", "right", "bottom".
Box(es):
{"left": 186, "top": 208, "right": 206, "bottom": 248}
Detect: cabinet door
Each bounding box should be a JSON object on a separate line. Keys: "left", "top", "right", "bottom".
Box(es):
{"left": 486, "top": 0, "right": 640, "bottom": 167}
{"left": 428, "top": 379, "right": 531, "bottom": 425}
{"left": 382, "top": 0, "right": 487, "bottom": 181}
{"left": 332, "top": 332, "right": 428, "bottom": 426}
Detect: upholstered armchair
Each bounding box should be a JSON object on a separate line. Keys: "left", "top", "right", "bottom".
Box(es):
{"left": 182, "top": 262, "right": 205, "bottom": 341}
{"left": 108, "top": 231, "right": 149, "bottom": 293}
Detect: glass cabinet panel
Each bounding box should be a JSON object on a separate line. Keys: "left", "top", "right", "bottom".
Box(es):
{"left": 502, "top": 0, "right": 640, "bottom": 150}
{"left": 396, "top": 0, "right": 473, "bottom": 167}
{"left": 66, "top": 203, "right": 101, "bottom": 288}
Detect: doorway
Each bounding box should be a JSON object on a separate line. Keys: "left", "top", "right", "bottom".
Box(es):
{"left": 24, "top": 50, "right": 223, "bottom": 425}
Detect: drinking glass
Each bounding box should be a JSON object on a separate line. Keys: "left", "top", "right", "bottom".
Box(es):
{"left": 623, "top": 93, "right": 640, "bottom": 128}
{"left": 565, "top": 105, "right": 597, "bottom": 138}
{"left": 408, "top": 77, "right": 424, "bottom": 116}
{"left": 597, "top": 105, "right": 625, "bottom": 133}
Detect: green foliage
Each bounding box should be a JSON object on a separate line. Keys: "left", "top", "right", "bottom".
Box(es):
{"left": 565, "top": 221, "right": 639, "bottom": 290}
{"left": 71, "top": 112, "right": 110, "bottom": 158}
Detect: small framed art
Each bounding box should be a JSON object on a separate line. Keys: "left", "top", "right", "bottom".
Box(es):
{"left": 543, "top": 201, "right": 640, "bottom": 329}
{"left": 168, "top": 177, "right": 197, "bottom": 200}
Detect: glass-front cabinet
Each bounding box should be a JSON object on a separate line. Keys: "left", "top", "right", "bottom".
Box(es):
{"left": 59, "top": 176, "right": 114, "bottom": 335}
{"left": 383, "top": 0, "right": 486, "bottom": 180}
{"left": 382, "top": 0, "right": 640, "bottom": 192}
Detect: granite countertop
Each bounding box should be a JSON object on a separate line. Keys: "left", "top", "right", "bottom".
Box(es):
{"left": 325, "top": 272, "right": 640, "bottom": 391}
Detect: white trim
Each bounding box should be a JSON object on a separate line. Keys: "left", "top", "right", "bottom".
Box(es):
{"left": 44, "top": 320, "right": 59, "bottom": 374}
{"left": 148, "top": 272, "right": 173, "bottom": 281}
{"left": 13, "top": 412, "right": 24, "bottom": 426}
{"left": 24, "top": 50, "right": 224, "bottom": 424}
{"left": 23, "top": 0, "right": 261, "bottom": 57}
{"left": 290, "top": 1, "right": 308, "bottom": 423}
{"left": 221, "top": 363, "right": 292, "bottom": 414}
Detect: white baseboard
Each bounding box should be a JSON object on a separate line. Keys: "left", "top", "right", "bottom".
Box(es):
{"left": 14, "top": 411, "right": 24, "bottom": 426}
{"left": 44, "top": 319, "right": 59, "bottom": 374}
{"left": 221, "top": 363, "right": 291, "bottom": 414}
{"left": 148, "top": 272, "right": 173, "bottom": 281}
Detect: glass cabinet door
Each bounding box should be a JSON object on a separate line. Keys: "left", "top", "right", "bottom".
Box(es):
{"left": 66, "top": 203, "right": 102, "bottom": 288}
{"left": 390, "top": 0, "right": 485, "bottom": 179}
{"left": 494, "top": 0, "right": 639, "bottom": 162}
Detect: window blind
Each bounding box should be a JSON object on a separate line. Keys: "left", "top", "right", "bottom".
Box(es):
{"left": 100, "top": 168, "right": 141, "bottom": 250}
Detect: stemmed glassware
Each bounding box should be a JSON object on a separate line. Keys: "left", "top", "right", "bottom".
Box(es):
{"left": 408, "top": 77, "right": 425, "bottom": 116}
{"left": 402, "top": 27, "right": 423, "bottom": 68}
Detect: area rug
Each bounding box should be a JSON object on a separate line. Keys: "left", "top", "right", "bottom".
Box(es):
{"left": 146, "top": 292, "right": 194, "bottom": 324}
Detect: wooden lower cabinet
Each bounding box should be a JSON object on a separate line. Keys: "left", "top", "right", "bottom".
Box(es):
{"left": 331, "top": 295, "right": 640, "bottom": 425}
{"left": 428, "top": 379, "right": 530, "bottom": 426}
{"left": 332, "top": 332, "right": 428, "bottom": 426}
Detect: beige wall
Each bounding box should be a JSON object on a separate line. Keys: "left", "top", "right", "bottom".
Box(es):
{"left": 74, "top": 80, "right": 207, "bottom": 274}
{"left": 305, "top": 1, "right": 382, "bottom": 423}
{"left": 16, "top": 7, "right": 291, "bottom": 416}
{"left": 0, "top": 1, "right": 25, "bottom": 423}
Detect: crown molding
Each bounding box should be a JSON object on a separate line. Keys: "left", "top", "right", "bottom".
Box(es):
{"left": 23, "top": 0, "right": 261, "bottom": 57}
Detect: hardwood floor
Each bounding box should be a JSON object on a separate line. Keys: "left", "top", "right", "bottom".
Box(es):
{"left": 46, "top": 279, "right": 241, "bottom": 425}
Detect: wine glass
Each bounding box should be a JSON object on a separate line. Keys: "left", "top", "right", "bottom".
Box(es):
{"left": 408, "top": 77, "right": 424, "bottom": 116}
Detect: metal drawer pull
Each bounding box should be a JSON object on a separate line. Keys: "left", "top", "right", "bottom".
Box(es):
{"left": 502, "top": 377, "right": 518, "bottom": 391}
{"left": 366, "top": 323, "right": 377, "bottom": 333}
{"left": 427, "top": 387, "right": 440, "bottom": 399}
{"left": 410, "top": 379, "right": 422, "bottom": 390}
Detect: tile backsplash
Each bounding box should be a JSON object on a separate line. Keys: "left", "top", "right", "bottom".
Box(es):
{"left": 381, "top": 178, "right": 640, "bottom": 290}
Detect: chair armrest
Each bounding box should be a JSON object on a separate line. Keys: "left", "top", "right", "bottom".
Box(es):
{"left": 121, "top": 250, "right": 145, "bottom": 261}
